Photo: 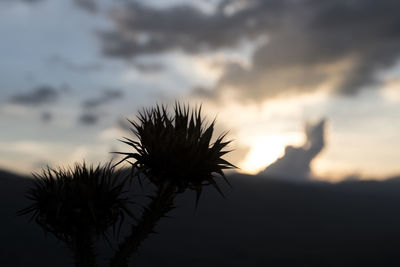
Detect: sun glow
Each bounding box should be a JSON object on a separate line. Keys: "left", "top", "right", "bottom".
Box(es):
{"left": 239, "top": 133, "right": 304, "bottom": 175}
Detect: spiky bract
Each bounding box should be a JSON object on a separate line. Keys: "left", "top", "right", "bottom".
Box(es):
{"left": 116, "top": 103, "right": 235, "bottom": 197}
{"left": 19, "top": 162, "right": 133, "bottom": 242}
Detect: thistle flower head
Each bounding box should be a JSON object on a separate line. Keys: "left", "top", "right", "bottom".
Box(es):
{"left": 19, "top": 162, "right": 133, "bottom": 242}
{"left": 115, "top": 103, "right": 236, "bottom": 199}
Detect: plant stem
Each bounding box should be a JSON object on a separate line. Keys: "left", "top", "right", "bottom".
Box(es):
{"left": 110, "top": 183, "right": 177, "bottom": 267}
{"left": 71, "top": 227, "right": 98, "bottom": 267}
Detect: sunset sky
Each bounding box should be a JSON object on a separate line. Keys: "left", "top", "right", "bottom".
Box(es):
{"left": 1, "top": 0, "right": 400, "bottom": 181}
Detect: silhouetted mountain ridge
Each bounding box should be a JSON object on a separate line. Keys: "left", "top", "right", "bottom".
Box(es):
{"left": 2, "top": 170, "right": 400, "bottom": 266}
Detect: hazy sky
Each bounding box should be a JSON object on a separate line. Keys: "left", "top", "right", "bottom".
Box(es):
{"left": 1, "top": 0, "right": 400, "bottom": 181}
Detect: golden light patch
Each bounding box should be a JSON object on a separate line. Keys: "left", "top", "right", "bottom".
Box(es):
{"left": 381, "top": 78, "right": 400, "bottom": 102}
{"left": 239, "top": 133, "right": 304, "bottom": 174}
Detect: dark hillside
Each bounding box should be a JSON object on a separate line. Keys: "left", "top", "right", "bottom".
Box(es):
{"left": 2, "top": 171, "right": 400, "bottom": 266}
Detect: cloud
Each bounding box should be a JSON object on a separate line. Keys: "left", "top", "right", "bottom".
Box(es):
{"left": 133, "top": 62, "right": 164, "bottom": 73}
{"left": 79, "top": 113, "right": 99, "bottom": 125}
{"left": 40, "top": 111, "right": 52, "bottom": 122}
{"left": 20, "top": 0, "right": 43, "bottom": 3}
{"left": 191, "top": 86, "right": 217, "bottom": 98}
{"left": 0, "top": 0, "right": 44, "bottom": 5}
{"left": 99, "top": 1, "right": 264, "bottom": 57}
{"left": 11, "top": 0, "right": 95, "bottom": 11}
{"left": 82, "top": 89, "right": 123, "bottom": 109}
{"left": 10, "top": 85, "right": 59, "bottom": 106}
{"left": 98, "top": 127, "right": 128, "bottom": 141}
{"left": 117, "top": 118, "right": 133, "bottom": 132}
{"left": 226, "top": 145, "right": 250, "bottom": 169}
{"left": 73, "top": 0, "right": 97, "bottom": 13}
{"left": 46, "top": 55, "right": 103, "bottom": 72}
{"left": 78, "top": 89, "right": 124, "bottom": 125}
{"left": 100, "top": 0, "right": 400, "bottom": 101}
{"left": 5, "top": 0, "right": 96, "bottom": 12}
{"left": 260, "top": 119, "right": 326, "bottom": 182}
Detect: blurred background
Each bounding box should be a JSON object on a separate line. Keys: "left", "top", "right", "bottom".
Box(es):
{"left": 3, "top": 1, "right": 400, "bottom": 266}
{"left": 1, "top": 0, "right": 400, "bottom": 182}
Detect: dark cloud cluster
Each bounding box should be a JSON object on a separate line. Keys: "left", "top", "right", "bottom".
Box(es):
{"left": 99, "top": 1, "right": 273, "bottom": 57}
{"left": 73, "top": 0, "right": 97, "bottom": 13}
{"left": 10, "top": 85, "right": 59, "bottom": 106}
{"left": 47, "top": 55, "right": 103, "bottom": 72}
{"left": 100, "top": 0, "right": 400, "bottom": 101}
{"left": 79, "top": 113, "right": 99, "bottom": 125}
{"left": 82, "top": 89, "right": 123, "bottom": 109}
{"left": 14, "top": 0, "right": 97, "bottom": 12}
{"left": 133, "top": 62, "right": 164, "bottom": 73}
{"left": 260, "top": 119, "right": 326, "bottom": 182}
{"left": 19, "top": 0, "right": 43, "bottom": 3}
{"left": 79, "top": 89, "right": 124, "bottom": 126}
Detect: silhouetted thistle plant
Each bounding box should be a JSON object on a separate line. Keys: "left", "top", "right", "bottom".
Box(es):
{"left": 19, "top": 163, "right": 133, "bottom": 267}
{"left": 110, "top": 103, "right": 235, "bottom": 267}
{"left": 19, "top": 103, "right": 234, "bottom": 267}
